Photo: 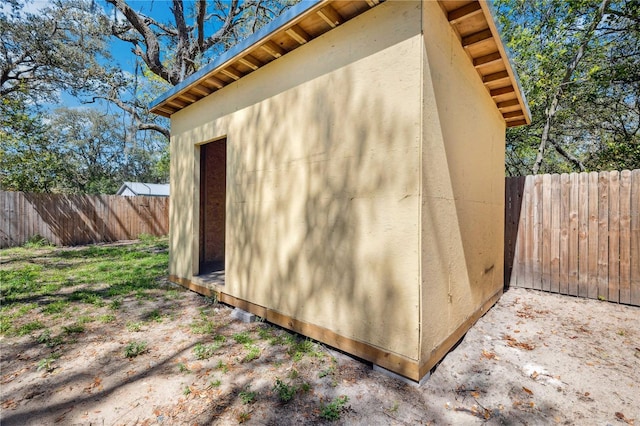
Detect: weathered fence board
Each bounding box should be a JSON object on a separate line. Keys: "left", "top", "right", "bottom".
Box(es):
{"left": 505, "top": 169, "right": 640, "bottom": 307}
{"left": 0, "top": 192, "right": 169, "bottom": 248}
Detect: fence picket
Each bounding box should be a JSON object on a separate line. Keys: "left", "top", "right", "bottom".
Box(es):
{"left": 577, "top": 172, "right": 589, "bottom": 297}
{"left": 631, "top": 170, "right": 640, "bottom": 306}
{"left": 533, "top": 175, "right": 543, "bottom": 289}
{"left": 542, "top": 174, "right": 552, "bottom": 292}
{"left": 620, "top": 171, "right": 632, "bottom": 304}
{"left": 597, "top": 172, "right": 609, "bottom": 300}
{"left": 559, "top": 174, "right": 570, "bottom": 293}
{"left": 608, "top": 171, "right": 620, "bottom": 303}
{"left": 550, "top": 174, "right": 560, "bottom": 293}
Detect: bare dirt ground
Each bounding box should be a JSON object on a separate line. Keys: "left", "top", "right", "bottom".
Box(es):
{"left": 2, "top": 248, "right": 639, "bottom": 425}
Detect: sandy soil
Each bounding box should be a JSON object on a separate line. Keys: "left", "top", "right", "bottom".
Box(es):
{"left": 2, "top": 282, "right": 639, "bottom": 425}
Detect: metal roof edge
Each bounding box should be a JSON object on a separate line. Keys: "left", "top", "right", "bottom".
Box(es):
{"left": 149, "top": 0, "right": 325, "bottom": 112}
{"left": 481, "top": 0, "right": 532, "bottom": 124}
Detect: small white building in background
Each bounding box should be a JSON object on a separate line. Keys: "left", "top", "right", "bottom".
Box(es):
{"left": 116, "top": 182, "right": 170, "bottom": 197}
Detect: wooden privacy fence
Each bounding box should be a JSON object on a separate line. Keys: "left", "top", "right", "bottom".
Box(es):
{"left": 0, "top": 191, "right": 169, "bottom": 248}
{"left": 504, "top": 169, "right": 640, "bottom": 306}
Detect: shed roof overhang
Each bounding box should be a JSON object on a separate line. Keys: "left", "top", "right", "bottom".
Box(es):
{"left": 149, "top": 0, "right": 530, "bottom": 128}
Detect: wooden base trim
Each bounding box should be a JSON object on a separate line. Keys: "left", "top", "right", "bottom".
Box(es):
{"left": 168, "top": 275, "right": 422, "bottom": 381}
{"left": 217, "top": 292, "right": 268, "bottom": 319}
{"left": 265, "top": 310, "right": 421, "bottom": 381}
{"left": 169, "top": 275, "right": 217, "bottom": 297}
{"left": 418, "top": 288, "right": 503, "bottom": 378}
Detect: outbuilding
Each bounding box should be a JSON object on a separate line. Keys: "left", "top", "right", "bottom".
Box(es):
{"left": 116, "top": 182, "right": 170, "bottom": 197}
{"left": 150, "top": 0, "right": 530, "bottom": 382}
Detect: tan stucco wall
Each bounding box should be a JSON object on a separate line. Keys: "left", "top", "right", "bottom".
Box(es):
{"left": 419, "top": 1, "right": 506, "bottom": 363}
{"left": 170, "top": 1, "right": 424, "bottom": 360}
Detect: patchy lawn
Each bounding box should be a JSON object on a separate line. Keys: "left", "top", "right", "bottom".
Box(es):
{"left": 1, "top": 238, "right": 639, "bottom": 425}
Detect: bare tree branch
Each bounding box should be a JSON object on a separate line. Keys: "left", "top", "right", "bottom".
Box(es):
{"left": 549, "top": 139, "right": 586, "bottom": 171}
{"left": 106, "top": 0, "right": 168, "bottom": 83}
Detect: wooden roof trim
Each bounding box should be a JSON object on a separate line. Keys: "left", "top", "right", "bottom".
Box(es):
{"left": 150, "top": 0, "right": 530, "bottom": 128}
{"left": 285, "top": 25, "right": 311, "bottom": 44}
{"left": 462, "top": 28, "right": 493, "bottom": 48}
{"left": 317, "top": 5, "right": 344, "bottom": 28}
{"left": 477, "top": 1, "right": 531, "bottom": 126}
{"left": 439, "top": 0, "right": 530, "bottom": 128}
{"left": 447, "top": 2, "right": 482, "bottom": 24}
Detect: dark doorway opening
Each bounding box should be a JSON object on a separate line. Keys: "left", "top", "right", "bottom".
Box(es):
{"left": 199, "top": 139, "right": 226, "bottom": 281}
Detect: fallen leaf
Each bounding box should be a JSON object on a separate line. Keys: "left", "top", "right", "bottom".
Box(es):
{"left": 615, "top": 412, "right": 634, "bottom": 424}
{"left": 503, "top": 334, "right": 536, "bottom": 350}
{"left": 481, "top": 350, "right": 496, "bottom": 360}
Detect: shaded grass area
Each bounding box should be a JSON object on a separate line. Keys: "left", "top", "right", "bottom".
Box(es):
{"left": 1, "top": 236, "right": 356, "bottom": 424}
{"left": 0, "top": 235, "right": 169, "bottom": 336}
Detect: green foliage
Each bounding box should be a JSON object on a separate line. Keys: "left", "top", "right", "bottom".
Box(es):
{"left": 216, "top": 360, "right": 229, "bottom": 373}
{"left": 232, "top": 332, "right": 253, "bottom": 344}
{"left": 239, "top": 386, "right": 257, "bottom": 404}
{"left": 273, "top": 378, "right": 296, "bottom": 403}
{"left": 1, "top": 92, "right": 169, "bottom": 195}
{"left": 236, "top": 411, "right": 251, "bottom": 423}
{"left": 0, "top": 96, "right": 62, "bottom": 193}
{"left": 36, "top": 329, "right": 64, "bottom": 348}
{"left": 24, "top": 235, "right": 52, "bottom": 248}
{"left": 242, "top": 344, "right": 261, "bottom": 362}
{"left": 63, "top": 323, "right": 85, "bottom": 334}
{"left": 16, "top": 321, "right": 45, "bottom": 336}
{"left": 190, "top": 317, "right": 216, "bottom": 335}
{"left": 288, "top": 337, "right": 322, "bottom": 361}
{"left": 124, "top": 341, "right": 148, "bottom": 358}
{"left": 109, "top": 298, "right": 122, "bottom": 310}
{"left": 193, "top": 342, "right": 222, "bottom": 360}
{"left": 319, "top": 396, "right": 349, "bottom": 421}
{"left": 98, "top": 314, "right": 116, "bottom": 323}
{"left": 42, "top": 300, "right": 69, "bottom": 315}
{"left": 37, "top": 353, "right": 61, "bottom": 373}
{"left": 126, "top": 321, "right": 143, "bottom": 332}
{"left": 147, "top": 309, "right": 163, "bottom": 323}
{"left": 496, "top": 0, "right": 640, "bottom": 174}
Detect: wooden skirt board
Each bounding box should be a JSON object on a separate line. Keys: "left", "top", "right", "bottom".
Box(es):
{"left": 168, "top": 275, "right": 503, "bottom": 382}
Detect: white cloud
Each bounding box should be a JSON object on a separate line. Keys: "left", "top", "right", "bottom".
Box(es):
{"left": 0, "top": 0, "right": 48, "bottom": 19}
